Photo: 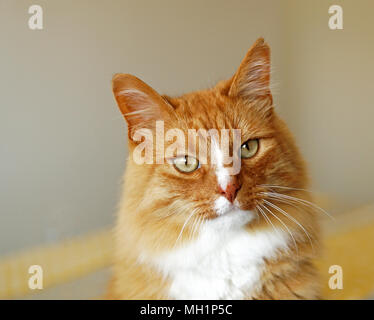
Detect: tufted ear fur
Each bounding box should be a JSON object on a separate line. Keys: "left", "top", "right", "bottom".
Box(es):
{"left": 228, "top": 38, "right": 273, "bottom": 111}
{"left": 112, "top": 74, "right": 175, "bottom": 140}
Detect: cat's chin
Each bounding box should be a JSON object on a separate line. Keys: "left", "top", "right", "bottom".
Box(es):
{"left": 213, "top": 196, "right": 255, "bottom": 219}
{"left": 210, "top": 200, "right": 255, "bottom": 230}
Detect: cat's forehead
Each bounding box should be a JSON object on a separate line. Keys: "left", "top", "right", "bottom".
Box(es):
{"left": 166, "top": 90, "right": 236, "bottom": 130}
{"left": 165, "top": 89, "right": 268, "bottom": 134}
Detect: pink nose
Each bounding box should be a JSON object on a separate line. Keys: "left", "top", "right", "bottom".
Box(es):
{"left": 218, "top": 181, "right": 241, "bottom": 203}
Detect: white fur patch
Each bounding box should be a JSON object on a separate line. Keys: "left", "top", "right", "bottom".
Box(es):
{"left": 214, "top": 196, "right": 233, "bottom": 216}
{"left": 212, "top": 144, "right": 230, "bottom": 191}
{"left": 143, "top": 209, "right": 290, "bottom": 299}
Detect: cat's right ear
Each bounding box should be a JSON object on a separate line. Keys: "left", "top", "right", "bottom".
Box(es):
{"left": 228, "top": 38, "right": 272, "bottom": 108}
{"left": 112, "top": 74, "right": 174, "bottom": 140}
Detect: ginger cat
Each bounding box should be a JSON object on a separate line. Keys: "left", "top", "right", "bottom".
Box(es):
{"left": 108, "top": 38, "right": 320, "bottom": 300}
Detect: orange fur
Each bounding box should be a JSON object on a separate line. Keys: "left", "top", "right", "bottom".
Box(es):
{"left": 107, "top": 38, "right": 320, "bottom": 300}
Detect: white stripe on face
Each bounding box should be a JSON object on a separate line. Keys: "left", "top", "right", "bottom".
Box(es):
{"left": 212, "top": 139, "right": 230, "bottom": 192}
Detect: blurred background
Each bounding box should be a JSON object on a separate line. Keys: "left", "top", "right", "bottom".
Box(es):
{"left": 1, "top": 0, "right": 373, "bottom": 299}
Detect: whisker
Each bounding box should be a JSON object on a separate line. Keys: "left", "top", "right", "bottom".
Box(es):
{"left": 174, "top": 210, "right": 196, "bottom": 246}
{"left": 263, "top": 199, "right": 314, "bottom": 252}
{"left": 262, "top": 195, "right": 314, "bottom": 219}
{"left": 197, "top": 216, "right": 206, "bottom": 238}
{"left": 191, "top": 215, "right": 203, "bottom": 240}
{"left": 259, "top": 184, "right": 313, "bottom": 193}
{"left": 155, "top": 211, "right": 176, "bottom": 220}
{"left": 189, "top": 214, "right": 200, "bottom": 240}
{"left": 260, "top": 191, "right": 334, "bottom": 221}
{"left": 260, "top": 203, "right": 299, "bottom": 255}
{"left": 256, "top": 204, "right": 279, "bottom": 236}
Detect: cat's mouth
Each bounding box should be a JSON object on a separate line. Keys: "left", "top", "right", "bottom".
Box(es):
{"left": 214, "top": 196, "right": 253, "bottom": 217}
{"left": 210, "top": 196, "right": 256, "bottom": 229}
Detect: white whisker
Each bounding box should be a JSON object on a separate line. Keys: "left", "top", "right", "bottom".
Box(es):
{"left": 263, "top": 199, "right": 314, "bottom": 252}
{"left": 259, "top": 184, "right": 312, "bottom": 193}
{"left": 189, "top": 214, "right": 200, "bottom": 240}
{"left": 256, "top": 204, "right": 278, "bottom": 236}
{"left": 260, "top": 191, "right": 334, "bottom": 220}
{"left": 260, "top": 203, "right": 298, "bottom": 255}
{"left": 262, "top": 195, "right": 313, "bottom": 219}
{"left": 174, "top": 210, "right": 196, "bottom": 246}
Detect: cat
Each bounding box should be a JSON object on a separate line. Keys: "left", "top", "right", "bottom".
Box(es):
{"left": 107, "top": 38, "right": 321, "bottom": 300}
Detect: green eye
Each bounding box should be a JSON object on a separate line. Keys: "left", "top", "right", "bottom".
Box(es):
{"left": 173, "top": 156, "right": 199, "bottom": 173}
{"left": 241, "top": 139, "right": 259, "bottom": 159}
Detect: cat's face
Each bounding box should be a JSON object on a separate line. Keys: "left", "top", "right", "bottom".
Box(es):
{"left": 113, "top": 39, "right": 307, "bottom": 246}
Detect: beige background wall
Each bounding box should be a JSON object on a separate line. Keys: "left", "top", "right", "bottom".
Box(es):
{"left": 279, "top": 0, "right": 374, "bottom": 212}
{"left": 1, "top": 0, "right": 373, "bottom": 255}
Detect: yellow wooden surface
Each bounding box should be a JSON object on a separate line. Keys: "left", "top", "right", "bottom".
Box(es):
{"left": 0, "top": 204, "right": 373, "bottom": 299}
{"left": 0, "top": 230, "right": 113, "bottom": 299}
{"left": 318, "top": 204, "right": 374, "bottom": 299}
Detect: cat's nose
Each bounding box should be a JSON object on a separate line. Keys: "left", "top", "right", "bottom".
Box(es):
{"left": 218, "top": 180, "right": 241, "bottom": 203}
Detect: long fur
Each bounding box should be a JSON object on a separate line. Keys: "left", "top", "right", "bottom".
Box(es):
{"left": 107, "top": 38, "right": 321, "bottom": 300}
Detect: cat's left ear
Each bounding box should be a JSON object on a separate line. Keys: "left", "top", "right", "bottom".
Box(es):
{"left": 228, "top": 38, "right": 273, "bottom": 108}
{"left": 112, "top": 74, "right": 175, "bottom": 141}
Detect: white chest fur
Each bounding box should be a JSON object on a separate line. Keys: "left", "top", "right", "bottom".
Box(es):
{"left": 144, "top": 210, "right": 290, "bottom": 300}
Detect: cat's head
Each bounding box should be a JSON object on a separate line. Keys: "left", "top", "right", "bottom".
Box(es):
{"left": 112, "top": 38, "right": 308, "bottom": 248}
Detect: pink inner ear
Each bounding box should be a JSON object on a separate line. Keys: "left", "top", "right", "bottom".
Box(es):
{"left": 114, "top": 88, "right": 160, "bottom": 137}
{"left": 117, "top": 89, "right": 157, "bottom": 121}
{"left": 240, "top": 56, "right": 270, "bottom": 99}
{"left": 112, "top": 74, "right": 176, "bottom": 139}
{"left": 229, "top": 38, "right": 271, "bottom": 102}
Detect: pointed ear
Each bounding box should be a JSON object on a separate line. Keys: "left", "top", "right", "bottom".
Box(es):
{"left": 112, "top": 74, "right": 174, "bottom": 140}
{"left": 229, "top": 38, "right": 272, "bottom": 107}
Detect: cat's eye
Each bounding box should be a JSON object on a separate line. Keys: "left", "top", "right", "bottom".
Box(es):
{"left": 240, "top": 139, "right": 259, "bottom": 159}
{"left": 173, "top": 156, "right": 200, "bottom": 173}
